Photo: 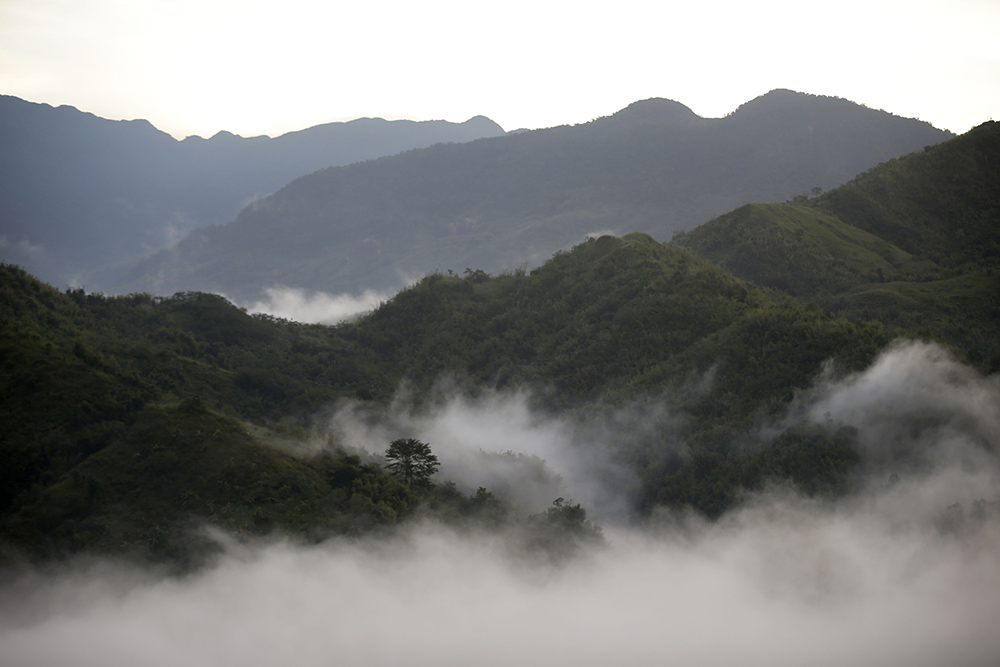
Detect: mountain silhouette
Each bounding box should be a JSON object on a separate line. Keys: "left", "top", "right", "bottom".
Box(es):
{"left": 0, "top": 95, "right": 504, "bottom": 287}
{"left": 116, "top": 90, "right": 952, "bottom": 301}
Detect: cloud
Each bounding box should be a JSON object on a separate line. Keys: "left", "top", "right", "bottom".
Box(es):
{"left": 4, "top": 341, "right": 1000, "bottom": 666}
{"left": 156, "top": 211, "right": 203, "bottom": 252}
{"left": 326, "top": 388, "right": 649, "bottom": 520}
{"left": 796, "top": 340, "right": 1000, "bottom": 474}
{"left": 2, "top": 483, "right": 1000, "bottom": 667}
{"left": 244, "top": 285, "right": 392, "bottom": 324}
{"left": 15, "top": 238, "right": 45, "bottom": 258}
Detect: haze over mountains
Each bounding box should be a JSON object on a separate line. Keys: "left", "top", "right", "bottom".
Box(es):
{"left": 0, "top": 90, "right": 952, "bottom": 302}
{"left": 3, "top": 117, "right": 998, "bottom": 554}
{"left": 3, "top": 119, "right": 1000, "bottom": 661}
{"left": 0, "top": 94, "right": 505, "bottom": 288}
{"left": 3, "top": 88, "right": 1000, "bottom": 664}
{"left": 114, "top": 90, "right": 952, "bottom": 301}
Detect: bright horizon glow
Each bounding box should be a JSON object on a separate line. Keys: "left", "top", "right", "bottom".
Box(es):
{"left": 0, "top": 0, "right": 998, "bottom": 139}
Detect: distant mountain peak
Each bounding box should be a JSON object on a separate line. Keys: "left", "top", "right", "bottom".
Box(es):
{"left": 758, "top": 88, "right": 804, "bottom": 99}
{"left": 0, "top": 95, "right": 507, "bottom": 288}
{"left": 611, "top": 98, "right": 699, "bottom": 123}
{"left": 462, "top": 115, "right": 506, "bottom": 133}
{"left": 725, "top": 89, "right": 951, "bottom": 136}
{"left": 734, "top": 89, "right": 883, "bottom": 117}
{"left": 208, "top": 129, "right": 242, "bottom": 141}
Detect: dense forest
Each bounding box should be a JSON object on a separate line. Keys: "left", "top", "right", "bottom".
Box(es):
{"left": 1, "top": 113, "right": 996, "bottom": 571}
{"left": 0, "top": 234, "right": 910, "bottom": 565}
{"left": 675, "top": 120, "right": 1000, "bottom": 369}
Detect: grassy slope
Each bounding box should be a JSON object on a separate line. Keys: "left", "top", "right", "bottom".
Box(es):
{"left": 673, "top": 202, "right": 934, "bottom": 294}
{"left": 822, "top": 270, "right": 1000, "bottom": 362}
{"left": 818, "top": 121, "right": 1000, "bottom": 268}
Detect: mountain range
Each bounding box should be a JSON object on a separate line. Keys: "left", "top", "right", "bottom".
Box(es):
{"left": 2, "top": 109, "right": 997, "bottom": 564}
{"left": 114, "top": 90, "right": 952, "bottom": 301}
{"left": 0, "top": 94, "right": 504, "bottom": 288}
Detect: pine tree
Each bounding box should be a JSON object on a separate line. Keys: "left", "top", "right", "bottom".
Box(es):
{"left": 384, "top": 438, "right": 440, "bottom": 489}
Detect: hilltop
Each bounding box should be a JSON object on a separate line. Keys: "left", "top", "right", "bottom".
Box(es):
{"left": 675, "top": 121, "right": 1000, "bottom": 368}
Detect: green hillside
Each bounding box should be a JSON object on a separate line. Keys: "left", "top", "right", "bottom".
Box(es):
{"left": 3, "top": 401, "right": 416, "bottom": 565}
{"left": 819, "top": 121, "right": 1000, "bottom": 268}
{"left": 348, "top": 234, "right": 891, "bottom": 419}
{"left": 0, "top": 264, "right": 419, "bottom": 563}
{"left": 674, "top": 121, "right": 1000, "bottom": 369}
{"left": 672, "top": 202, "right": 932, "bottom": 294}
{"left": 8, "top": 116, "right": 999, "bottom": 569}
{"left": 346, "top": 234, "right": 897, "bottom": 515}
{"left": 1, "top": 233, "right": 903, "bottom": 562}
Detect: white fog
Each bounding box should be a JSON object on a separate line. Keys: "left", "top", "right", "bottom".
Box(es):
{"left": 2, "top": 341, "right": 999, "bottom": 666}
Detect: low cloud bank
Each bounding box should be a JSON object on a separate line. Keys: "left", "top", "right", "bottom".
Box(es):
{"left": 797, "top": 340, "right": 1000, "bottom": 476}
{"left": 244, "top": 285, "right": 393, "bottom": 324}
{"left": 3, "top": 341, "right": 1000, "bottom": 666}
{"left": 2, "top": 484, "right": 999, "bottom": 667}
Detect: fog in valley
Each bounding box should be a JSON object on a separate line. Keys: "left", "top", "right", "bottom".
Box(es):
{"left": 243, "top": 285, "right": 397, "bottom": 324}
{"left": 2, "top": 341, "right": 999, "bottom": 666}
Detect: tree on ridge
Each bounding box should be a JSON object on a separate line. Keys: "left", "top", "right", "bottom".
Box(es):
{"left": 384, "top": 438, "right": 440, "bottom": 489}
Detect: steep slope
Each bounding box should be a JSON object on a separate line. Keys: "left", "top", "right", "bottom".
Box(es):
{"left": 115, "top": 90, "right": 952, "bottom": 301}
{"left": 0, "top": 95, "right": 504, "bottom": 288}
{"left": 674, "top": 121, "right": 1000, "bottom": 368}
{"left": 673, "top": 202, "right": 934, "bottom": 294}
{"left": 818, "top": 120, "right": 1000, "bottom": 268}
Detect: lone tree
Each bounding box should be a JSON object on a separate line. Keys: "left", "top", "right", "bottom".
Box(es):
{"left": 384, "top": 438, "right": 440, "bottom": 489}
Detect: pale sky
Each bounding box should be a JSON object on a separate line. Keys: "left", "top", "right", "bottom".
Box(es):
{"left": 1, "top": 0, "right": 997, "bottom": 139}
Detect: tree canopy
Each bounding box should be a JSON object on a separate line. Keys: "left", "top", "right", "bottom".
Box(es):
{"left": 384, "top": 439, "right": 440, "bottom": 489}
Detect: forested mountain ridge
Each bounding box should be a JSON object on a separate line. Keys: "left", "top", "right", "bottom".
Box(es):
{"left": 346, "top": 234, "right": 892, "bottom": 411}
{"left": 0, "top": 95, "right": 504, "bottom": 289}
{"left": 4, "top": 95, "right": 995, "bottom": 569}
{"left": 819, "top": 120, "right": 1000, "bottom": 268}
{"left": 115, "top": 90, "right": 952, "bottom": 301}
{"left": 674, "top": 120, "right": 1000, "bottom": 369}
{"left": 1, "top": 229, "right": 901, "bottom": 562}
